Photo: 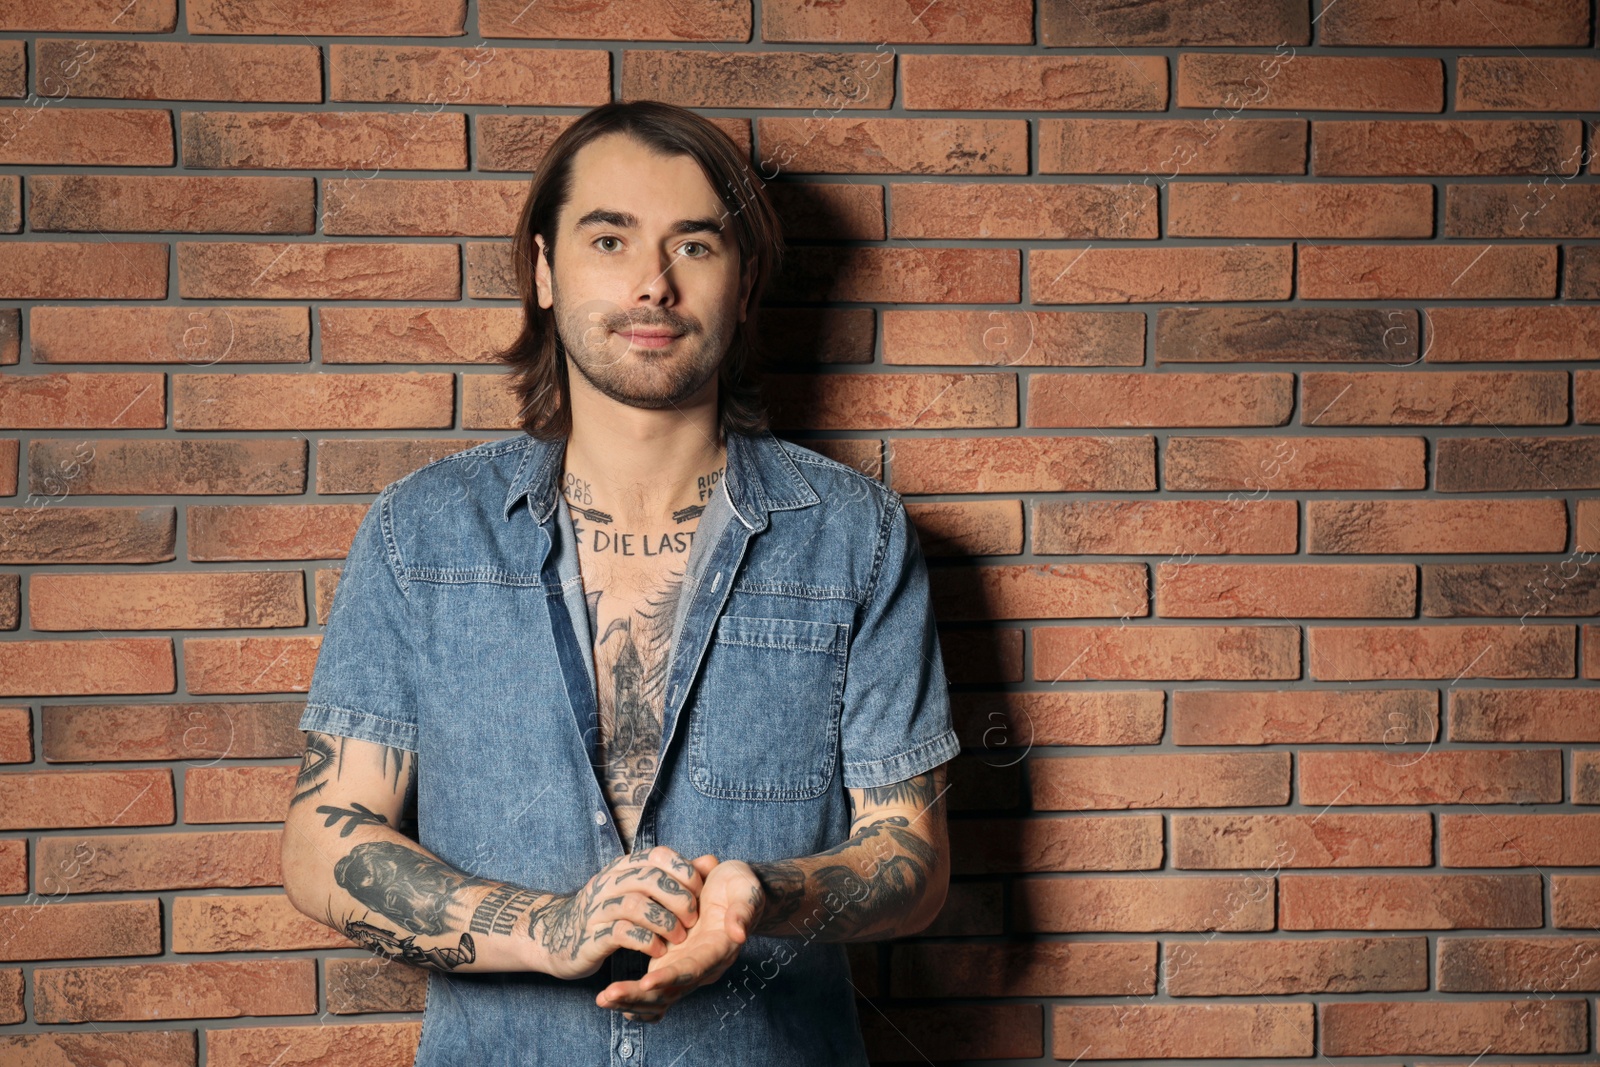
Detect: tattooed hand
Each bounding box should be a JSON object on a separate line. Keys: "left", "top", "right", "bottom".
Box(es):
{"left": 533, "top": 845, "right": 714, "bottom": 981}
{"left": 595, "top": 857, "right": 763, "bottom": 1023}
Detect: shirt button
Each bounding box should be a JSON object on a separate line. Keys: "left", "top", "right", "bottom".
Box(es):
{"left": 619, "top": 1039, "right": 634, "bottom": 1057}
{"left": 593, "top": 809, "right": 606, "bottom": 825}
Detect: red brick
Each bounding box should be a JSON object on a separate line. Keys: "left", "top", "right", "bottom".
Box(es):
{"left": 34, "top": 958, "right": 315, "bottom": 1022}
{"left": 768, "top": 184, "right": 885, "bottom": 243}
{"left": 0, "top": 243, "right": 167, "bottom": 300}
{"left": 177, "top": 242, "right": 459, "bottom": 300}
{"left": 774, "top": 246, "right": 1019, "bottom": 303}
{"left": 0, "top": 706, "right": 29, "bottom": 763}
{"left": 1157, "top": 306, "right": 1417, "bottom": 363}
{"left": 172, "top": 372, "right": 451, "bottom": 431}
{"left": 187, "top": 503, "right": 366, "bottom": 561}
{"left": 1, "top": 900, "right": 162, "bottom": 962}
{"left": 767, "top": 371, "right": 1016, "bottom": 430}
{"left": 1425, "top": 305, "right": 1600, "bottom": 362}
{"left": 1299, "top": 243, "right": 1557, "bottom": 298}
{"left": 0, "top": 373, "right": 164, "bottom": 430}
{"left": 322, "top": 178, "right": 526, "bottom": 236}
{"left": 626, "top": 49, "right": 896, "bottom": 110}
{"left": 756, "top": 116, "right": 1027, "bottom": 175}
{"left": 950, "top": 815, "right": 1161, "bottom": 875}
{"left": 1449, "top": 182, "right": 1600, "bottom": 239}
{"left": 0, "top": 638, "right": 174, "bottom": 697}
{"left": 2, "top": 0, "right": 176, "bottom": 30}
{"left": 33, "top": 830, "right": 279, "bottom": 893}
{"left": 1424, "top": 561, "right": 1600, "bottom": 619}
{"left": 1177, "top": 53, "right": 1441, "bottom": 112}
{"left": 889, "top": 435, "right": 1155, "bottom": 494}
{"left": 184, "top": 636, "right": 319, "bottom": 695}
{"left": 331, "top": 43, "right": 605, "bottom": 106}
{"left": 1309, "top": 624, "right": 1574, "bottom": 681}
{"left": 0, "top": 507, "right": 176, "bottom": 566}
{"left": 1029, "top": 372, "right": 1291, "bottom": 427}
{"left": 1552, "top": 874, "right": 1600, "bottom": 927}
{"left": 473, "top": 113, "right": 575, "bottom": 171}
{"left": 1437, "top": 935, "right": 1600, "bottom": 992}
{"left": 1315, "top": 119, "right": 1582, "bottom": 175}
{"left": 188, "top": 0, "right": 464, "bottom": 34}
{"left": 1157, "top": 562, "right": 1415, "bottom": 618}
{"left": 30, "top": 438, "right": 305, "bottom": 496}
{"left": 1458, "top": 57, "right": 1600, "bottom": 111}
{"left": 462, "top": 242, "right": 515, "bottom": 299}
{"left": 906, "top": 500, "right": 1023, "bottom": 557}
{"left": 891, "top": 181, "right": 1157, "bottom": 240}
{"left": 1308, "top": 499, "right": 1567, "bottom": 553}
{"left": 1281, "top": 873, "right": 1543, "bottom": 930}
{"left": 1170, "top": 181, "right": 1432, "bottom": 238}
{"left": 185, "top": 765, "right": 296, "bottom": 824}
{"left": 31, "top": 572, "right": 304, "bottom": 631}
{"left": 1035, "top": 625, "right": 1299, "bottom": 681}
{"left": 1321, "top": 998, "right": 1585, "bottom": 1055}
{"left": 1166, "top": 936, "right": 1428, "bottom": 996}
{"left": 1055, "top": 1003, "right": 1312, "bottom": 1058}
{"left": 952, "top": 690, "right": 1164, "bottom": 748}
{"left": 42, "top": 700, "right": 303, "bottom": 762}
{"left": 29, "top": 175, "right": 313, "bottom": 234}
{"left": 1034, "top": 499, "right": 1297, "bottom": 555}
{"left": 0, "top": 174, "right": 17, "bottom": 231}
{"left": 1173, "top": 688, "right": 1437, "bottom": 746}
{"left": 182, "top": 110, "right": 466, "bottom": 170}
{"left": 0, "top": 309, "right": 16, "bottom": 365}
{"left": 1032, "top": 246, "right": 1293, "bottom": 303}
{"left": 0, "top": 107, "right": 173, "bottom": 166}
{"left": 765, "top": 1, "right": 1029, "bottom": 42}
{"left": 893, "top": 941, "right": 1153, "bottom": 999}
{"left": 1320, "top": 0, "right": 1589, "bottom": 45}
{"left": 0, "top": 769, "right": 172, "bottom": 831}
{"left": 1302, "top": 748, "right": 1562, "bottom": 806}
{"left": 1040, "top": 118, "right": 1306, "bottom": 175}
{"left": 1014, "top": 875, "right": 1275, "bottom": 933}
{"left": 1441, "top": 813, "right": 1600, "bottom": 867}
{"left": 882, "top": 309, "right": 1143, "bottom": 367}
{"left": 36, "top": 39, "right": 319, "bottom": 102}
{"left": 1165, "top": 436, "right": 1426, "bottom": 490}
{"left": 315, "top": 437, "right": 494, "bottom": 494}
{"left": 1437, "top": 436, "right": 1600, "bottom": 492}
{"left": 902, "top": 53, "right": 1165, "bottom": 111}
{"left": 1031, "top": 752, "right": 1289, "bottom": 810}
{"left": 32, "top": 305, "right": 310, "bottom": 364}
{"left": 1173, "top": 813, "right": 1432, "bottom": 870}
{"left": 932, "top": 563, "right": 1146, "bottom": 621}
{"left": 173, "top": 892, "right": 349, "bottom": 952}
{"left": 1452, "top": 688, "right": 1600, "bottom": 742}
{"left": 482, "top": 0, "right": 746, "bottom": 37}
{"left": 0, "top": 1032, "right": 194, "bottom": 1064}
{"left": 209, "top": 1022, "right": 422, "bottom": 1063}
{"left": 1043, "top": 0, "right": 1308, "bottom": 44}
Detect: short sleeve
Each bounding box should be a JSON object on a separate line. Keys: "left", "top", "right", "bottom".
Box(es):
{"left": 838, "top": 494, "right": 960, "bottom": 789}
{"left": 299, "top": 487, "right": 420, "bottom": 752}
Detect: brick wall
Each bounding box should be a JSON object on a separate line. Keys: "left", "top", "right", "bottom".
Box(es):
{"left": 2, "top": 0, "right": 1598, "bottom": 1063}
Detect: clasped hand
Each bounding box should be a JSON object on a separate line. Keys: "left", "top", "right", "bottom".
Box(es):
{"left": 596, "top": 849, "right": 764, "bottom": 1023}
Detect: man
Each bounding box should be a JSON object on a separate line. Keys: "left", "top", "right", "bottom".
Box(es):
{"left": 281, "top": 100, "right": 959, "bottom": 1067}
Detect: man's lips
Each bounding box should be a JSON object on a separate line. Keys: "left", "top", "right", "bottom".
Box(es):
{"left": 618, "top": 328, "right": 683, "bottom": 347}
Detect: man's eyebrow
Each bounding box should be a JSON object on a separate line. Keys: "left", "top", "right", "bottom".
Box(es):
{"left": 572, "top": 208, "right": 724, "bottom": 240}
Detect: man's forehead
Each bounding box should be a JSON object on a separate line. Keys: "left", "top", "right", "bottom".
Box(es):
{"left": 562, "top": 138, "right": 723, "bottom": 230}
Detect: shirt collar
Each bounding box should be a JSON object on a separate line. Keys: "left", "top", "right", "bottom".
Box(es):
{"left": 500, "top": 426, "right": 820, "bottom": 531}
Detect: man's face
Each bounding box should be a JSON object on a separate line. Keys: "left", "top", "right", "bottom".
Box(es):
{"left": 534, "top": 132, "right": 753, "bottom": 413}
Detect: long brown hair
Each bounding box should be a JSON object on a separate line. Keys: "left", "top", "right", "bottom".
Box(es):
{"left": 496, "top": 100, "right": 785, "bottom": 440}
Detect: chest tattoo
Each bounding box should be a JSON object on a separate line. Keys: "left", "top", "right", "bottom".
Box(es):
{"left": 571, "top": 506, "right": 700, "bottom": 851}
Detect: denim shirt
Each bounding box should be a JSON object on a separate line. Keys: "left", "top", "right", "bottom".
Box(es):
{"left": 299, "top": 427, "right": 960, "bottom": 1067}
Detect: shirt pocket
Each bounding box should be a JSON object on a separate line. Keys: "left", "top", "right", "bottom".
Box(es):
{"left": 686, "top": 614, "right": 847, "bottom": 801}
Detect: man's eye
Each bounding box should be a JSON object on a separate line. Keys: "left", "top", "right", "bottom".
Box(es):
{"left": 595, "top": 236, "right": 621, "bottom": 252}
{"left": 680, "top": 242, "right": 708, "bottom": 257}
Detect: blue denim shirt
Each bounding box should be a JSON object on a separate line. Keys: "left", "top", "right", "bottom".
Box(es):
{"left": 299, "top": 427, "right": 960, "bottom": 1067}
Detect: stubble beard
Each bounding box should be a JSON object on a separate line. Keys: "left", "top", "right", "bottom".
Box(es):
{"left": 551, "top": 273, "right": 730, "bottom": 412}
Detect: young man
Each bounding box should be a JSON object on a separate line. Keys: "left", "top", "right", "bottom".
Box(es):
{"left": 281, "top": 101, "right": 959, "bottom": 1067}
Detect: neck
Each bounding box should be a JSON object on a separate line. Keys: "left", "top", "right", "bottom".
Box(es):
{"left": 562, "top": 418, "right": 727, "bottom": 527}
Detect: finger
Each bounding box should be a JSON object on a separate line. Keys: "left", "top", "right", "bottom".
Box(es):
{"left": 691, "top": 853, "right": 719, "bottom": 878}
{"left": 600, "top": 918, "right": 667, "bottom": 959}
{"left": 616, "top": 865, "right": 700, "bottom": 932}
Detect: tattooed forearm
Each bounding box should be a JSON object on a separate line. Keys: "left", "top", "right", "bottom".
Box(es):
{"left": 333, "top": 840, "right": 494, "bottom": 936}
{"left": 748, "top": 767, "right": 950, "bottom": 943}
{"left": 291, "top": 732, "right": 414, "bottom": 814}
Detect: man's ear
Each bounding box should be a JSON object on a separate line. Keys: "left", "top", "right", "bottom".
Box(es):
{"left": 533, "top": 234, "right": 553, "bottom": 310}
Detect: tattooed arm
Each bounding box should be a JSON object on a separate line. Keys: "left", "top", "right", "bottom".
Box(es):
{"left": 746, "top": 762, "right": 951, "bottom": 941}
{"left": 280, "top": 731, "right": 710, "bottom": 979}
